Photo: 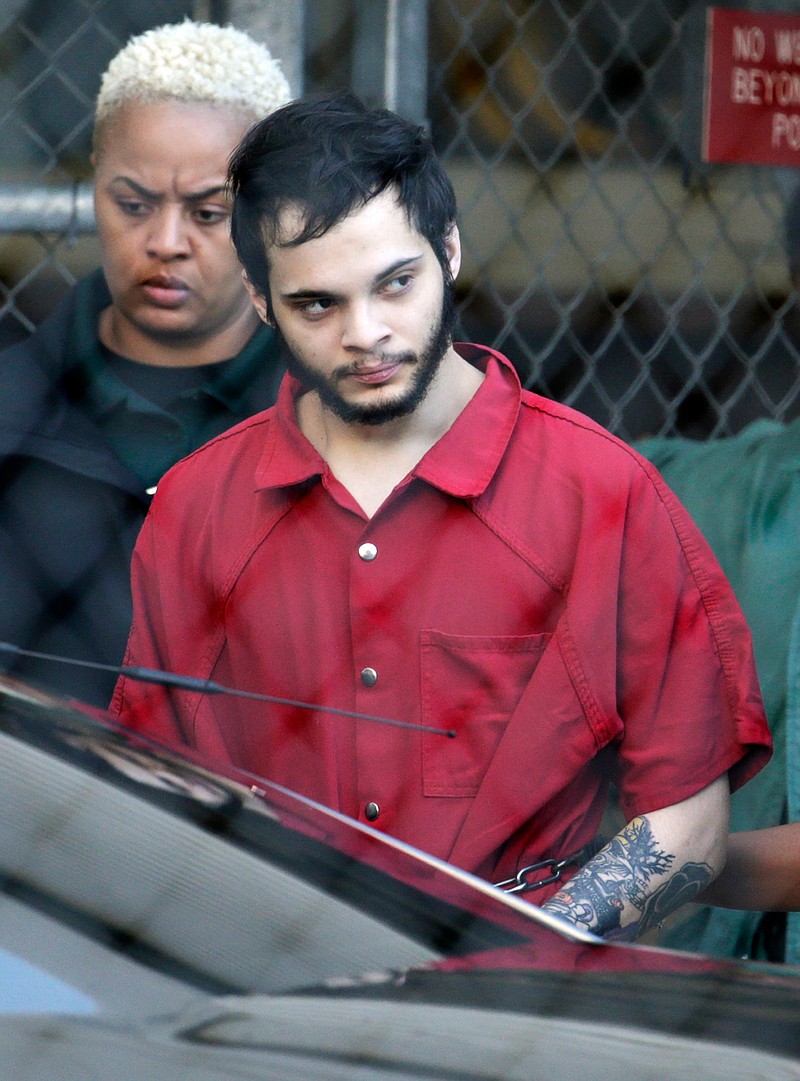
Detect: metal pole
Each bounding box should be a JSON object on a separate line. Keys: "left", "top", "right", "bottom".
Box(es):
{"left": 223, "top": 0, "right": 305, "bottom": 98}
{"left": 0, "top": 182, "right": 95, "bottom": 234}
{"left": 352, "top": 0, "right": 428, "bottom": 123}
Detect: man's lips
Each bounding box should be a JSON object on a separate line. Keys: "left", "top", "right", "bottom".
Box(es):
{"left": 140, "top": 277, "right": 190, "bottom": 308}
{"left": 345, "top": 359, "right": 406, "bottom": 385}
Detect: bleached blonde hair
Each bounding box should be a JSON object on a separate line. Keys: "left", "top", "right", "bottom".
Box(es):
{"left": 94, "top": 20, "right": 291, "bottom": 142}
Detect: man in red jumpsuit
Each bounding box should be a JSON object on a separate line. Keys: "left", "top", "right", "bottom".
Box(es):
{"left": 112, "top": 93, "right": 772, "bottom": 940}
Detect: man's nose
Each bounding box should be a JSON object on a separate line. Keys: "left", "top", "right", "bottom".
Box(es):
{"left": 146, "top": 207, "right": 190, "bottom": 259}
{"left": 340, "top": 299, "right": 390, "bottom": 351}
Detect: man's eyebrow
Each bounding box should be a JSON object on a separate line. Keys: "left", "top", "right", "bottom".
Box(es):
{"left": 108, "top": 176, "right": 229, "bottom": 202}
{"left": 375, "top": 254, "right": 424, "bottom": 281}
{"left": 282, "top": 255, "right": 424, "bottom": 302}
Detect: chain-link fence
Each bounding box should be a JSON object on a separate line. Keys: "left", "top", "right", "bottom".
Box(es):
{"left": 1, "top": 0, "right": 799, "bottom": 438}
{"left": 0, "top": 0, "right": 194, "bottom": 348}
{"left": 430, "top": 0, "right": 800, "bottom": 439}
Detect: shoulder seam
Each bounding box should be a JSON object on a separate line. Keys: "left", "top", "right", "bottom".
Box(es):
{"left": 175, "top": 409, "right": 273, "bottom": 467}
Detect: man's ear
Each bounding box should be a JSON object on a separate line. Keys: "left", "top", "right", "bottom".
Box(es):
{"left": 444, "top": 223, "right": 461, "bottom": 281}
{"left": 242, "top": 270, "right": 273, "bottom": 326}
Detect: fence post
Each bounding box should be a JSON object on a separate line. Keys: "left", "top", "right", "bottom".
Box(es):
{"left": 224, "top": 0, "right": 306, "bottom": 97}
{"left": 352, "top": 0, "right": 428, "bottom": 123}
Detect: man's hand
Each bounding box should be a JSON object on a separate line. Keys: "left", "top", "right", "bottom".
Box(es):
{"left": 542, "top": 775, "right": 729, "bottom": 939}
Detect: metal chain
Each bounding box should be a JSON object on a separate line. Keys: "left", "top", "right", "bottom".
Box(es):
{"left": 494, "top": 836, "right": 608, "bottom": 895}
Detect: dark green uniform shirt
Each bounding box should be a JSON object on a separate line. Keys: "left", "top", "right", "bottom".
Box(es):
{"left": 639, "top": 420, "right": 800, "bottom": 963}
{"left": 69, "top": 270, "right": 281, "bottom": 489}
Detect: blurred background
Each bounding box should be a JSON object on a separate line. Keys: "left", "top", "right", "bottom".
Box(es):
{"left": 1, "top": 0, "right": 798, "bottom": 440}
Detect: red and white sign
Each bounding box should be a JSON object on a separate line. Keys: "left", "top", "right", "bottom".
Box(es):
{"left": 704, "top": 6, "right": 800, "bottom": 165}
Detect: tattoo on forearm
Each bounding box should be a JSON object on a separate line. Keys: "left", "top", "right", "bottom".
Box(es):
{"left": 541, "top": 816, "right": 713, "bottom": 939}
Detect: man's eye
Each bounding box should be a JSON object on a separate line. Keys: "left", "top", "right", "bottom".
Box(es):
{"left": 300, "top": 298, "right": 334, "bottom": 316}
{"left": 384, "top": 273, "right": 413, "bottom": 294}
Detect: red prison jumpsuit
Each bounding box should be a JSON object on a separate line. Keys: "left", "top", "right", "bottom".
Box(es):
{"left": 111, "top": 346, "right": 772, "bottom": 898}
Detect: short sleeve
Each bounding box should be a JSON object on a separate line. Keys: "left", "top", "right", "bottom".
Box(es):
{"left": 575, "top": 452, "right": 772, "bottom": 821}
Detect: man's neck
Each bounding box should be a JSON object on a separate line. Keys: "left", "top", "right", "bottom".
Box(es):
{"left": 297, "top": 348, "right": 484, "bottom": 518}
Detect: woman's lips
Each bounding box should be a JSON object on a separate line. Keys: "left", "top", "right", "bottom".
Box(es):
{"left": 141, "top": 277, "right": 190, "bottom": 308}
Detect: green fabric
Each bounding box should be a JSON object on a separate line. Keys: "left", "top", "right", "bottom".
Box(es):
{"left": 786, "top": 592, "right": 800, "bottom": 963}
{"left": 67, "top": 269, "right": 279, "bottom": 489}
{"left": 636, "top": 418, "right": 800, "bottom": 961}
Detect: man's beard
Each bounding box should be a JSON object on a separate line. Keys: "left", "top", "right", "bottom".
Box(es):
{"left": 276, "top": 281, "right": 458, "bottom": 426}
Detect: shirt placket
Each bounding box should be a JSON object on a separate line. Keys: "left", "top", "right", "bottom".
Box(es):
{"left": 349, "top": 521, "right": 412, "bottom": 831}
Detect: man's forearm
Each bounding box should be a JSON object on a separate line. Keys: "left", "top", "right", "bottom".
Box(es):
{"left": 542, "top": 776, "right": 729, "bottom": 940}
{"left": 542, "top": 814, "right": 716, "bottom": 938}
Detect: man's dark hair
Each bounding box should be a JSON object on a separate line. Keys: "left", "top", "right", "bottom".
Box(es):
{"left": 228, "top": 92, "right": 458, "bottom": 305}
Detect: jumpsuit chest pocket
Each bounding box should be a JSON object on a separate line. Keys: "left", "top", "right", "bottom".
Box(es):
{"left": 420, "top": 629, "right": 551, "bottom": 797}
